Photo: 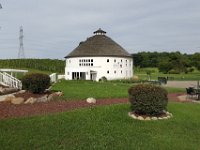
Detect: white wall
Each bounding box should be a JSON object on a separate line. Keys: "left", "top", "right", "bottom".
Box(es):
{"left": 65, "top": 56, "right": 133, "bottom": 81}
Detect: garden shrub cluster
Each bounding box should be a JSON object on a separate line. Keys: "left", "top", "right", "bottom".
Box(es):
{"left": 128, "top": 84, "right": 168, "bottom": 116}
{"left": 22, "top": 73, "right": 50, "bottom": 93}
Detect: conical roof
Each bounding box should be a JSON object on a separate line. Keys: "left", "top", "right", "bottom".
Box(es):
{"left": 65, "top": 29, "right": 131, "bottom": 58}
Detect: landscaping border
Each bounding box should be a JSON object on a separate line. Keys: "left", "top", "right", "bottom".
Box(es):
{"left": 0, "top": 93, "right": 193, "bottom": 119}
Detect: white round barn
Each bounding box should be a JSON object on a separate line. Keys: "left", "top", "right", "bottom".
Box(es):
{"left": 65, "top": 28, "right": 133, "bottom": 81}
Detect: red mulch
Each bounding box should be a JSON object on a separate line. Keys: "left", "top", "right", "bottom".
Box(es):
{"left": 168, "top": 93, "right": 182, "bottom": 102}
{"left": 0, "top": 93, "right": 187, "bottom": 119}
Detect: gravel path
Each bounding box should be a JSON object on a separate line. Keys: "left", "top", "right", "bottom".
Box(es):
{"left": 0, "top": 93, "right": 189, "bottom": 119}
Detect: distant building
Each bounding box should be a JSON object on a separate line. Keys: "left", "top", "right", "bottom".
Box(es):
{"left": 64, "top": 28, "right": 133, "bottom": 81}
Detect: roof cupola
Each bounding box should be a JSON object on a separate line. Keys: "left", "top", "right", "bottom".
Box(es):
{"left": 93, "top": 28, "right": 106, "bottom": 35}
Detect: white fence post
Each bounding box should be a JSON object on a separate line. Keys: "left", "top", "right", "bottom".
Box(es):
{"left": 49, "top": 73, "right": 57, "bottom": 83}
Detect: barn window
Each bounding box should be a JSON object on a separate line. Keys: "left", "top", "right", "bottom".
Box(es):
{"left": 107, "top": 70, "right": 109, "bottom": 74}
{"left": 107, "top": 59, "right": 109, "bottom": 62}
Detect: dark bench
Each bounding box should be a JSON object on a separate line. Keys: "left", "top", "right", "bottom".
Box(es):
{"left": 158, "top": 77, "right": 167, "bottom": 84}
{"left": 186, "top": 87, "right": 200, "bottom": 100}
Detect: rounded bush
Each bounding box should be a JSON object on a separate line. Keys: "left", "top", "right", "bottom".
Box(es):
{"left": 99, "top": 76, "right": 107, "bottom": 82}
{"left": 22, "top": 73, "right": 50, "bottom": 93}
{"left": 128, "top": 84, "right": 168, "bottom": 116}
{"left": 168, "top": 69, "right": 180, "bottom": 74}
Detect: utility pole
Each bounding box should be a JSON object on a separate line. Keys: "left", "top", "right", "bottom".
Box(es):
{"left": 18, "top": 26, "right": 25, "bottom": 58}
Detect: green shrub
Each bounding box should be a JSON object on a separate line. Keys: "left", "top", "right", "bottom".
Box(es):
{"left": 187, "top": 67, "right": 194, "bottom": 73}
{"left": 128, "top": 84, "right": 168, "bottom": 116}
{"left": 168, "top": 69, "right": 180, "bottom": 74}
{"left": 99, "top": 76, "right": 107, "bottom": 82}
{"left": 22, "top": 73, "right": 50, "bottom": 93}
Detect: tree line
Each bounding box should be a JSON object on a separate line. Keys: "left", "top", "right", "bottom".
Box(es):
{"left": 132, "top": 52, "right": 200, "bottom": 73}
{"left": 0, "top": 52, "right": 199, "bottom": 74}
{"left": 0, "top": 59, "right": 65, "bottom": 73}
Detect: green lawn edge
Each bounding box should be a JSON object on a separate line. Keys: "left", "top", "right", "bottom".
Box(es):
{"left": 0, "top": 102, "right": 200, "bottom": 150}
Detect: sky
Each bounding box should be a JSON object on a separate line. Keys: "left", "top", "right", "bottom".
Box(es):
{"left": 0, "top": 0, "right": 200, "bottom": 59}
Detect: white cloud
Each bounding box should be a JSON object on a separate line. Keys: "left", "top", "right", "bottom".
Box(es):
{"left": 0, "top": 0, "right": 200, "bottom": 59}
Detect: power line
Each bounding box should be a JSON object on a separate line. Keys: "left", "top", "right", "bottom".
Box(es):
{"left": 18, "top": 26, "right": 25, "bottom": 58}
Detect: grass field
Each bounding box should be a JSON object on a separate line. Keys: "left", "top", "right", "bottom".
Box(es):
{"left": 52, "top": 80, "right": 185, "bottom": 100}
{"left": 135, "top": 67, "right": 200, "bottom": 81}
{"left": 0, "top": 102, "right": 200, "bottom": 150}
{"left": 6, "top": 68, "right": 53, "bottom": 80}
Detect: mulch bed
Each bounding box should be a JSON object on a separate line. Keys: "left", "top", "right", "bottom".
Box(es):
{"left": 0, "top": 93, "right": 187, "bottom": 119}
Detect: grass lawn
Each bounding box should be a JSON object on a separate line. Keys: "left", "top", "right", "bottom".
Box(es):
{"left": 135, "top": 67, "right": 200, "bottom": 81}
{"left": 52, "top": 80, "right": 185, "bottom": 100}
{"left": 0, "top": 102, "right": 200, "bottom": 150}
{"left": 52, "top": 80, "right": 132, "bottom": 100}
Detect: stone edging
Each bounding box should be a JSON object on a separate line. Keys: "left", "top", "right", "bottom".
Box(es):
{"left": 128, "top": 111, "right": 173, "bottom": 121}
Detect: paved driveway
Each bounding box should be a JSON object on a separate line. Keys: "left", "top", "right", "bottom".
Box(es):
{"left": 163, "top": 81, "right": 199, "bottom": 88}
